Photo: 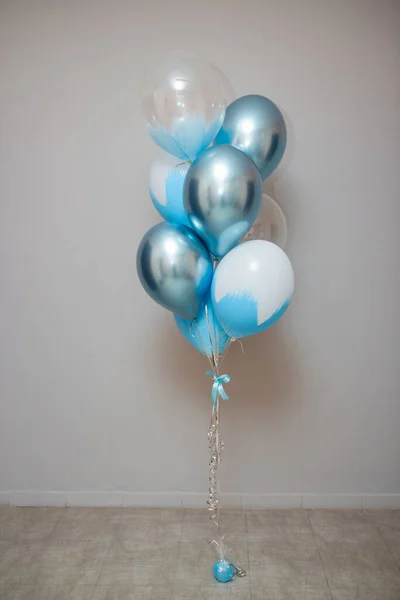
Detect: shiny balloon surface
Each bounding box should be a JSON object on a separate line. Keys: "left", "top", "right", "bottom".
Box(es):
{"left": 215, "top": 94, "right": 286, "bottom": 180}
{"left": 184, "top": 145, "right": 262, "bottom": 257}
{"left": 137, "top": 222, "right": 213, "bottom": 320}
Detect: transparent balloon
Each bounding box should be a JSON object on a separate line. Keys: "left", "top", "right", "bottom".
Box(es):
{"left": 142, "top": 52, "right": 228, "bottom": 161}
{"left": 241, "top": 193, "right": 287, "bottom": 249}
{"left": 214, "top": 66, "right": 235, "bottom": 106}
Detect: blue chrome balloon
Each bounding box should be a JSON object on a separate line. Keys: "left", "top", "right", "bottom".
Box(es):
{"left": 137, "top": 222, "right": 213, "bottom": 320}
{"left": 184, "top": 145, "right": 262, "bottom": 257}
{"left": 215, "top": 94, "right": 287, "bottom": 181}
{"left": 174, "top": 297, "right": 230, "bottom": 357}
{"left": 213, "top": 560, "right": 235, "bottom": 583}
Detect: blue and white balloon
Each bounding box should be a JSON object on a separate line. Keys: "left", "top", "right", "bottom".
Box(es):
{"left": 174, "top": 297, "right": 230, "bottom": 357}
{"left": 137, "top": 222, "right": 213, "bottom": 320}
{"left": 149, "top": 155, "right": 190, "bottom": 227}
{"left": 184, "top": 145, "right": 262, "bottom": 257}
{"left": 212, "top": 240, "right": 294, "bottom": 338}
{"left": 215, "top": 94, "right": 287, "bottom": 181}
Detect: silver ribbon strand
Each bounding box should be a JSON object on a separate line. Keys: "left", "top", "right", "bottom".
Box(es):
{"left": 202, "top": 303, "right": 246, "bottom": 578}
{"left": 207, "top": 392, "right": 246, "bottom": 577}
{"left": 191, "top": 298, "right": 246, "bottom": 578}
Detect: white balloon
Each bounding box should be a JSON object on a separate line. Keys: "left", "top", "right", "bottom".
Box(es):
{"left": 212, "top": 240, "right": 294, "bottom": 338}
{"left": 241, "top": 194, "right": 287, "bottom": 248}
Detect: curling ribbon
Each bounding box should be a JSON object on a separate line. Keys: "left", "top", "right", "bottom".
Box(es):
{"left": 206, "top": 371, "right": 231, "bottom": 408}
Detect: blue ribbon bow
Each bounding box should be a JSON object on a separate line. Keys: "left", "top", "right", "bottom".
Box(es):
{"left": 206, "top": 371, "right": 231, "bottom": 408}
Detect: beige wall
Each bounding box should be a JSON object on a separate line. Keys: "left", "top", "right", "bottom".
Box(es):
{"left": 0, "top": 0, "right": 399, "bottom": 507}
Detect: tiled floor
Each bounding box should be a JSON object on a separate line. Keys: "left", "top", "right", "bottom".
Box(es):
{"left": 0, "top": 507, "right": 400, "bottom": 599}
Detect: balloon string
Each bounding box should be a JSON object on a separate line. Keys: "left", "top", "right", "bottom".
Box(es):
{"left": 205, "top": 308, "right": 246, "bottom": 578}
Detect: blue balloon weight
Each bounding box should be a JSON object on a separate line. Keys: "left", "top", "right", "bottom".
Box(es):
{"left": 174, "top": 298, "right": 230, "bottom": 357}
{"left": 149, "top": 157, "right": 190, "bottom": 227}
{"left": 137, "top": 222, "right": 213, "bottom": 320}
{"left": 215, "top": 94, "right": 286, "bottom": 181}
{"left": 213, "top": 560, "right": 235, "bottom": 583}
{"left": 184, "top": 145, "right": 262, "bottom": 257}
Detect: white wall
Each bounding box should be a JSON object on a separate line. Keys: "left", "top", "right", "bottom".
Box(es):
{"left": 1, "top": 0, "right": 399, "bottom": 508}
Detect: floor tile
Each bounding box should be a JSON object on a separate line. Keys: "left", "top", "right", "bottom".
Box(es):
{"left": 316, "top": 538, "right": 397, "bottom": 571}
{"left": 0, "top": 564, "right": 39, "bottom": 587}
{"left": 226, "top": 588, "right": 252, "bottom": 600}
{"left": 0, "top": 584, "right": 18, "bottom": 600}
{"left": 0, "top": 520, "right": 28, "bottom": 542}
{"left": 309, "top": 510, "right": 377, "bottom": 543}
{"left": 21, "top": 584, "right": 96, "bottom": 600}
{"left": 92, "top": 584, "right": 172, "bottom": 599}
{"left": 367, "top": 510, "right": 400, "bottom": 529}
{"left": 171, "top": 583, "right": 227, "bottom": 599}
{"left": 175, "top": 552, "right": 224, "bottom": 587}
{"left": 308, "top": 510, "right": 369, "bottom": 525}
{"left": 97, "top": 564, "right": 137, "bottom": 586}
{"left": 106, "top": 537, "right": 179, "bottom": 566}
{"left": 248, "top": 535, "right": 319, "bottom": 563}
{"left": 120, "top": 508, "right": 183, "bottom": 522}
{"left": 98, "top": 561, "right": 175, "bottom": 587}
{"left": 18, "top": 519, "right": 58, "bottom": 542}
{"left": 218, "top": 511, "right": 247, "bottom": 536}
{"left": 0, "top": 540, "right": 45, "bottom": 568}
{"left": 251, "top": 587, "right": 332, "bottom": 600}
{"left": 62, "top": 508, "right": 120, "bottom": 523}
{"left": 49, "top": 520, "right": 114, "bottom": 544}
{"left": 247, "top": 510, "right": 313, "bottom": 543}
{"left": 387, "top": 544, "right": 400, "bottom": 567}
{"left": 40, "top": 537, "right": 112, "bottom": 568}
{"left": 183, "top": 509, "right": 210, "bottom": 523}
{"left": 324, "top": 566, "right": 400, "bottom": 591}
{"left": 181, "top": 521, "right": 214, "bottom": 543}
{"left": 249, "top": 559, "right": 328, "bottom": 590}
{"left": 114, "top": 519, "right": 182, "bottom": 545}
{"left": 246, "top": 510, "right": 310, "bottom": 530}
{"left": 183, "top": 509, "right": 247, "bottom": 534}
{"left": 330, "top": 590, "right": 400, "bottom": 600}
{"left": 34, "top": 566, "right": 100, "bottom": 587}
{"left": 377, "top": 522, "right": 400, "bottom": 549}
{"left": 2, "top": 507, "right": 400, "bottom": 600}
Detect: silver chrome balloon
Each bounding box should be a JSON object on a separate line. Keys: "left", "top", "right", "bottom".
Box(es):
{"left": 215, "top": 94, "right": 286, "bottom": 181}
{"left": 136, "top": 222, "right": 213, "bottom": 320}
{"left": 184, "top": 145, "right": 262, "bottom": 258}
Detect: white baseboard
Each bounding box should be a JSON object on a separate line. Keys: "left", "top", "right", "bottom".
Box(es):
{"left": 0, "top": 491, "right": 399, "bottom": 509}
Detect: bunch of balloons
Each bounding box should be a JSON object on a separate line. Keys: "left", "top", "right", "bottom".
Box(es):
{"left": 137, "top": 55, "right": 295, "bottom": 352}
{"left": 137, "top": 54, "right": 295, "bottom": 584}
